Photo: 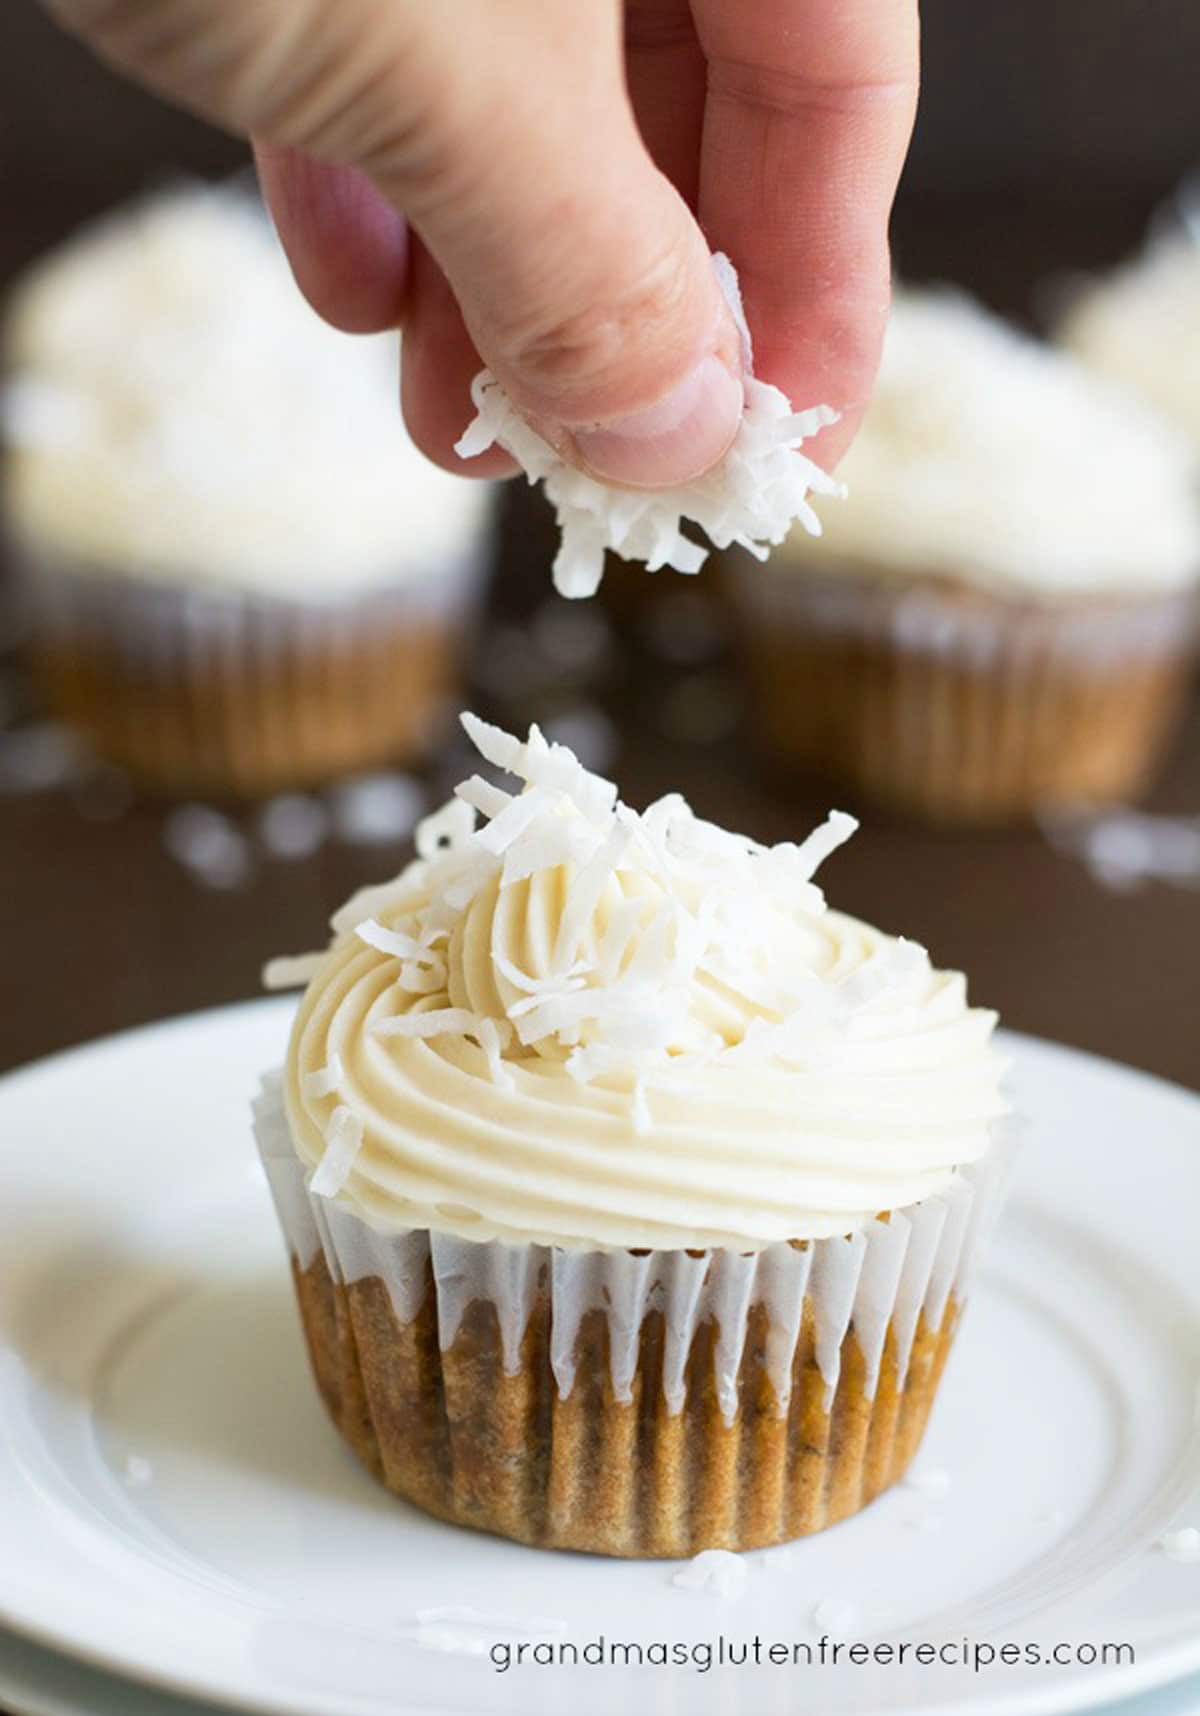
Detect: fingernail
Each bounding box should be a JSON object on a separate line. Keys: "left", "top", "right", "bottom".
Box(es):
{"left": 569, "top": 355, "right": 744, "bottom": 489}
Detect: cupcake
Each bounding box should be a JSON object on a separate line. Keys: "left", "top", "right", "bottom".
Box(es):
{"left": 1058, "top": 233, "right": 1200, "bottom": 452}
{"left": 1, "top": 183, "right": 494, "bottom": 796}
{"left": 728, "top": 288, "right": 1200, "bottom": 825}
{"left": 256, "top": 712, "right": 1009, "bottom": 1557}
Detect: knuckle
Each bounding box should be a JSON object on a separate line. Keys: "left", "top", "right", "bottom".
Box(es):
{"left": 709, "top": 56, "right": 916, "bottom": 122}
{"left": 502, "top": 240, "right": 698, "bottom": 408}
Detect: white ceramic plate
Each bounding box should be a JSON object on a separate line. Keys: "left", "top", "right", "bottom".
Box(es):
{"left": 0, "top": 1623, "right": 221, "bottom": 1716}
{"left": 1, "top": 1000, "right": 1199, "bottom": 1716}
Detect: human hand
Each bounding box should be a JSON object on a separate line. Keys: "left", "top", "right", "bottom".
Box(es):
{"left": 43, "top": 0, "right": 918, "bottom": 487}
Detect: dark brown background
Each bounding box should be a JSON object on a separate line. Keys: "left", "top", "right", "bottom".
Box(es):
{"left": 0, "top": 0, "right": 1197, "bottom": 1091}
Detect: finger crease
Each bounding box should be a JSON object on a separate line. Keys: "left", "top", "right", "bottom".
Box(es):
{"left": 707, "top": 58, "right": 916, "bottom": 121}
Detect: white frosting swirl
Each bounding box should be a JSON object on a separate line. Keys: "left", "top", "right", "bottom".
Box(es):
{"left": 778, "top": 287, "right": 1200, "bottom": 596}
{"left": 2, "top": 183, "right": 491, "bottom": 596}
{"left": 280, "top": 715, "right": 1004, "bottom": 1249}
{"left": 1060, "top": 237, "right": 1200, "bottom": 449}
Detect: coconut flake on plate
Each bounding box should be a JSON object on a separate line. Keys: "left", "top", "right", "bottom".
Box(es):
{"left": 1159, "top": 1527, "right": 1200, "bottom": 1564}
{"left": 670, "top": 1548, "right": 748, "bottom": 1599}
{"left": 453, "top": 255, "right": 845, "bottom": 599}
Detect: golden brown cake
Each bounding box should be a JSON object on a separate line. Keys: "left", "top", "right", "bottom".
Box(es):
{"left": 256, "top": 712, "right": 1009, "bottom": 1555}
{"left": 286, "top": 1248, "right": 961, "bottom": 1557}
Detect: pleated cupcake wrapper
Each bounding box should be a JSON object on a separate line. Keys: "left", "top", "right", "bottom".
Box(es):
{"left": 253, "top": 1074, "right": 1016, "bottom": 1422}
{"left": 728, "top": 565, "right": 1199, "bottom": 820}
{"left": 14, "top": 545, "right": 487, "bottom": 794}
{"left": 730, "top": 563, "right": 1199, "bottom": 668}
{"left": 19, "top": 543, "right": 485, "bottom": 638}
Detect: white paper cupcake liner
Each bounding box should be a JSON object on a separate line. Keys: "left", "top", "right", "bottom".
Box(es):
{"left": 253, "top": 1073, "right": 1016, "bottom": 1423}
{"left": 13, "top": 544, "right": 489, "bottom": 793}
{"left": 18, "top": 544, "right": 485, "bottom": 656}
{"left": 727, "top": 561, "right": 1199, "bottom": 821}
{"left": 729, "top": 560, "right": 1199, "bottom": 669}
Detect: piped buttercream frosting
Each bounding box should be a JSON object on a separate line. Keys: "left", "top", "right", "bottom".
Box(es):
{"left": 273, "top": 713, "right": 1004, "bottom": 1249}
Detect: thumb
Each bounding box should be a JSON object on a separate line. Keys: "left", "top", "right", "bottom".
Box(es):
{"left": 363, "top": 6, "right": 745, "bottom": 489}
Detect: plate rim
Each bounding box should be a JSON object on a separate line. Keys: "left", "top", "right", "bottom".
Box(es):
{"left": 0, "top": 997, "right": 1198, "bottom": 1716}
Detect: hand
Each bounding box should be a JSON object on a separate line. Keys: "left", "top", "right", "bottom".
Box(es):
{"left": 43, "top": 0, "right": 918, "bottom": 487}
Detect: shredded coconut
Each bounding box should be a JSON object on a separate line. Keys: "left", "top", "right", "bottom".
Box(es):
{"left": 309, "top": 1104, "right": 364, "bottom": 1198}
{"left": 399, "top": 1606, "right": 567, "bottom": 1656}
{"left": 416, "top": 797, "right": 477, "bottom": 860}
{"left": 903, "top": 1464, "right": 952, "bottom": 1499}
{"left": 271, "top": 712, "right": 952, "bottom": 1133}
{"left": 301, "top": 1054, "right": 344, "bottom": 1100}
{"left": 1159, "top": 1527, "right": 1200, "bottom": 1564}
{"left": 163, "top": 804, "right": 253, "bottom": 891}
{"left": 256, "top": 793, "right": 329, "bottom": 861}
{"left": 330, "top": 773, "right": 426, "bottom": 846}
{"left": 356, "top": 919, "right": 426, "bottom": 960}
{"left": 373, "top": 1008, "right": 480, "bottom": 1040}
{"left": 476, "top": 1018, "right": 515, "bottom": 1092}
{"left": 454, "top": 255, "right": 843, "bottom": 598}
{"left": 671, "top": 1549, "right": 748, "bottom": 1599}
{"left": 1042, "top": 809, "right": 1200, "bottom": 893}
{"left": 123, "top": 1454, "right": 154, "bottom": 1487}
{"left": 0, "top": 722, "right": 87, "bottom": 794}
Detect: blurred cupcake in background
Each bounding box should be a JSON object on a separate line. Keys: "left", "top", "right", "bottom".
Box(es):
{"left": 727, "top": 288, "right": 1200, "bottom": 826}
{"left": 1058, "top": 229, "right": 1200, "bottom": 453}
{"left": 1, "top": 182, "right": 495, "bottom": 797}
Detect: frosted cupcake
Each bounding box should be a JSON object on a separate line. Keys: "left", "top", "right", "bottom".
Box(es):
{"left": 2, "top": 183, "right": 494, "bottom": 796}
{"left": 256, "top": 713, "right": 1009, "bottom": 1557}
{"left": 1058, "top": 234, "right": 1200, "bottom": 452}
{"left": 728, "top": 288, "right": 1200, "bottom": 825}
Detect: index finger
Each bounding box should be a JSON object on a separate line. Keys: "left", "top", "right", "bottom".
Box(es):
{"left": 691, "top": 0, "right": 919, "bottom": 467}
